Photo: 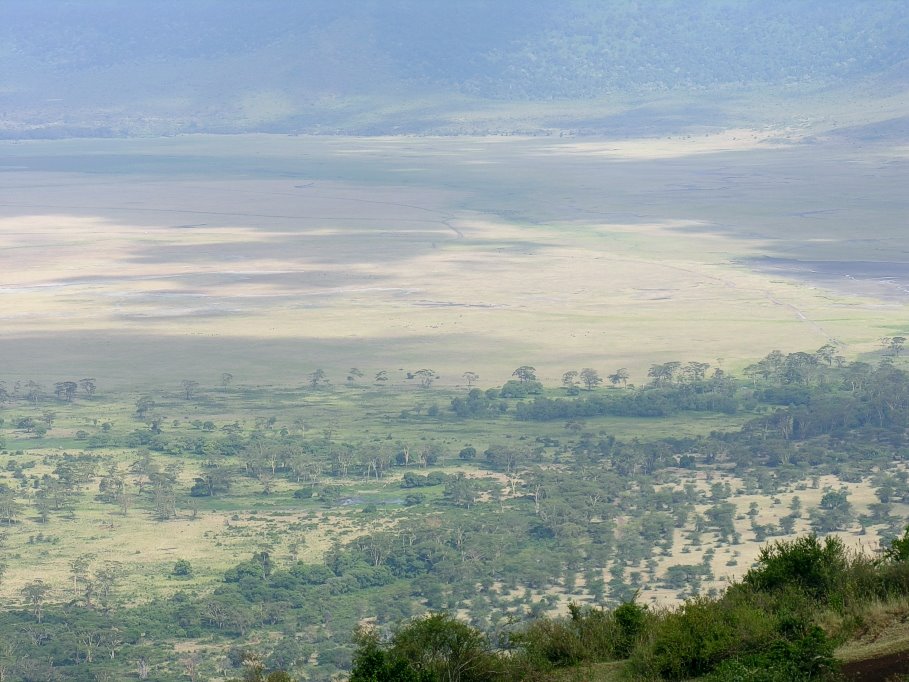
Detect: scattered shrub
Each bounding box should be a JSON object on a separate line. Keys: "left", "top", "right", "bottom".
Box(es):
{"left": 172, "top": 559, "right": 193, "bottom": 578}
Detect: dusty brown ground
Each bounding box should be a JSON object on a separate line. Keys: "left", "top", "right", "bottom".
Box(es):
{"left": 842, "top": 650, "right": 909, "bottom": 681}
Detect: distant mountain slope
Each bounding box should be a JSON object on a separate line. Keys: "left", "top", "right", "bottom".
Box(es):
{"left": 2, "top": 0, "right": 908, "bottom": 136}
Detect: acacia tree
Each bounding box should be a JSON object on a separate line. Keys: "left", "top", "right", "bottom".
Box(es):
{"left": 147, "top": 414, "right": 166, "bottom": 435}
{"left": 815, "top": 344, "right": 837, "bottom": 366}
{"left": 512, "top": 366, "right": 537, "bottom": 383}
{"left": 811, "top": 488, "right": 854, "bottom": 532}
{"left": 579, "top": 368, "right": 602, "bottom": 391}
{"left": 78, "top": 378, "right": 97, "bottom": 398}
{"left": 0, "top": 490, "right": 22, "bottom": 525}
{"left": 883, "top": 336, "right": 907, "bottom": 356}
{"left": 54, "top": 381, "right": 77, "bottom": 402}
{"left": 135, "top": 396, "right": 155, "bottom": 419}
{"left": 414, "top": 369, "right": 437, "bottom": 389}
{"left": 309, "top": 369, "right": 328, "bottom": 388}
{"left": 69, "top": 553, "right": 94, "bottom": 598}
{"left": 462, "top": 371, "right": 479, "bottom": 388}
{"left": 24, "top": 380, "right": 42, "bottom": 406}
{"left": 609, "top": 368, "right": 630, "bottom": 388}
{"left": 647, "top": 362, "right": 680, "bottom": 387}
{"left": 181, "top": 379, "right": 199, "bottom": 400}
{"left": 21, "top": 580, "right": 51, "bottom": 622}
{"left": 681, "top": 362, "right": 710, "bottom": 383}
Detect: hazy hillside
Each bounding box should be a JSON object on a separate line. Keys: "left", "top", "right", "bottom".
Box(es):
{"left": 2, "top": 0, "right": 908, "bottom": 137}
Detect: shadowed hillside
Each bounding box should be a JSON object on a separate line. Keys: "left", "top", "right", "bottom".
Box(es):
{"left": 2, "top": 0, "right": 908, "bottom": 136}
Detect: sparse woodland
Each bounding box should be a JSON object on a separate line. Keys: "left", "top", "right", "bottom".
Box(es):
{"left": 2, "top": 344, "right": 909, "bottom": 679}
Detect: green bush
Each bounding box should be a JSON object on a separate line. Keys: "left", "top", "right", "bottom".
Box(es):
{"left": 351, "top": 613, "right": 502, "bottom": 682}
{"left": 510, "top": 598, "right": 649, "bottom": 670}
{"left": 706, "top": 614, "right": 837, "bottom": 681}
{"left": 629, "top": 595, "right": 777, "bottom": 680}
{"left": 743, "top": 534, "right": 849, "bottom": 603}
{"left": 292, "top": 487, "right": 314, "bottom": 499}
{"left": 768, "top": 614, "right": 837, "bottom": 679}
{"left": 613, "top": 598, "right": 648, "bottom": 658}
{"left": 458, "top": 447, "right": 477, "bottom": 460}
{"left": 884, "top": 525, "right": 909, "bottom": 563}
{"left": 513, "top": 616, "right": 593, "bottom": 668}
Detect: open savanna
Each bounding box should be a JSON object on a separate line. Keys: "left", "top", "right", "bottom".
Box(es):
{"left": 1, "top": 130, "right": 907, "bottom": 390}
{"left": 0, "top": 376, "right": 900, "bottom": 618}
{"left": 0, "top": 379, "right": 749, "bottom": 605}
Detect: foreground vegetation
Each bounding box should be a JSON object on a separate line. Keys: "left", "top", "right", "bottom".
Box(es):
{"left": 2, "top": 343, "right": 909, "bottom": 679}
{"left": 354, "top": 529, "right": 909, "bottom": 681}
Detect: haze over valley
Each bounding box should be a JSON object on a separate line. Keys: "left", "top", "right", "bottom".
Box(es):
{"left": 1, "top": 2, "right": 909, "bottom": 681}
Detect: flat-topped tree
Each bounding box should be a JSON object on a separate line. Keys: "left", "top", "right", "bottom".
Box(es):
{"left": 882, "top": 336, "right": 907, "bottom": 356}
{"left": 21, "top": 581, "right": 50, "bottom": 623}
{"left": 135, "top": 396, "right": 155, "bottom": 419}
{"left": 78, "top": 378, "right": 96, "bottom": 398}
{"left": 609, "top": 367, "right": 630, "bottom": 388}
{"left": 309, "top": 369, "right": 328, "bottom": 388}
{"left": 815, "top": 344, "right": 837, "bottom": 366}
{"left": 0, "top": 490, "right": 22, "bottom": 525}
{"left": 54, "top": 381, "right": 77, "bottom": 402}
{"left": 69, "top": 554, "right": 94, "bottom": 597}
{"left": 681, "top": 362, "right": 710, "bottom": 383}
{"left": 414, "top": 369, "right": 437, "bottom": 388}
{"left": 180, "top": 379, "right": 199, "bottom": 400}
{"left": 512, "top": 366, "right": 537, "bottom": 383}
{"left": 579, "top": 368, "right": 602, "bottom": 391}
{"left": 24, "top": 380, "right": 42, "bottom": 405}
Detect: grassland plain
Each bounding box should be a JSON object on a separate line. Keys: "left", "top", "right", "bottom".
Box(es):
{"left": 0, "top": 382, "right": 742, "bottom": 600}
{"left": 0, "top": 379, "right": 902, "bottom": 615}
{"left": 5, "top": 349, "right": 909, "bottom": 680}
{"left": 0, "top": 129, "right": 907, "bottom": 390}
